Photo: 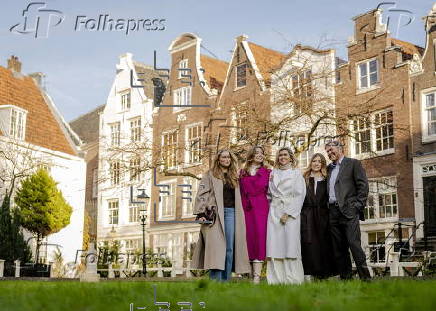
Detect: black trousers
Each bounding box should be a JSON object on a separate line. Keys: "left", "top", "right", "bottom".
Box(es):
{"left": 329, "top": 204, "right": 370, "bottom": 280}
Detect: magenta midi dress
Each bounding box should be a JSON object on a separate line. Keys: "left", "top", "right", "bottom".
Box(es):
{"left": 239, "top": 166, "right": 271, "bottom": 261}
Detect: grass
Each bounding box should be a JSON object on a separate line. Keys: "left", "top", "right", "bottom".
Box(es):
{"left": 0, "top": 278, "right": 436, "bottom": 311}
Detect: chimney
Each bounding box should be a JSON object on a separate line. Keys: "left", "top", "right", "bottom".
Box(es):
{"left": 7, "top": 56, "right": 22, "bottom": 73}
{"left": 29, "top": 72, "right": 46, "bottom": 89}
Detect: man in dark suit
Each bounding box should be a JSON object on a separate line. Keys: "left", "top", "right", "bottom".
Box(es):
{"left": 325, "top": 140, "right": 371, "bottom": 280}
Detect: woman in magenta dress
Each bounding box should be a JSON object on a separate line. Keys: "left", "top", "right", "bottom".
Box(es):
{"left": 239, "top": 145, "right": 271, "bottom": 283}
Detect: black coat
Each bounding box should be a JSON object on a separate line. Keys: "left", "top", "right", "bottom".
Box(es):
{"left": 301, "top": 177, "right": 337, "bottom": 278}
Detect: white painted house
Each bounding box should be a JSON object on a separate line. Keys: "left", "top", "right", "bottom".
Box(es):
{"left": 97, "top": 53, "right": 159, "bottom": 254}
{"left": 0, "top": 56, "right": 86, "bottom": 264}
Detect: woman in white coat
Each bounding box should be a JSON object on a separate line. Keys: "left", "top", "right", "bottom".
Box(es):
{"left": 266, "top": 147, "right": 306, "bottom": 284}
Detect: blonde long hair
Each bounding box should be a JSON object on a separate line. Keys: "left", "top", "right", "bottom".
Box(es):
{"left": 274, "top": 147, "right": 298, "bottom": 168}
{"left": 303, "top": 153, "right": 328, "bottom": 182}
{"left": 211, "top": 149, "right": 239, "bottom": 188}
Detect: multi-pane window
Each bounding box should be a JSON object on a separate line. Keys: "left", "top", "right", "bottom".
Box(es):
{"left": 374, "top": 110, "right": 394, "bottom": 151}
{"left": 129, "top": 205, "right": 140, "bottom": 223}
{"left": 130, "top": 118, "right": 141, "bottom": 142}
{"left": 121, "top": 92, "right": 131, "bottom": 110}
{"left": 125, "top": 239, "right": 140, "bottom": 251}
{"left": 182, "top": 177, "right": 200, "bottom": 217}
{"left": 364, "top": 195, "right": 375, "bottom": 220}
{"left": 365, "top": 177, "right": 398, "bottom": 220}
{"left": 425, "top": 93, "right": 436, "bottom": 136}
{"left": 129, "top": 157, "right": 141, "bottom": 181}
{"left": 153, "top": 234, "right": 168, "bottom": 255}
{"left": 352, "top": 109, "right": 394, "bottom": 156}
{"left": 353, "top": 117, "right": 371, "bottom": 154}
{"left": 368, "top": 231, "right": 386, "bottom": 263}
{"left": 234, "top": 108, "right": 248, "bottom": 142}
{"left": 178, "top": 59, "right": 189, "bottom": 79}
{"left": 108, "top": 200, "right": 119, "bottom": 225}
{"left": 236, "top": 63, "right": 247, "bottom": 88}
{"left": 110, "top": 161, "right": 121, "bottom": 186}
{"left": 291, "top": 70, "right": 312, "bottom": 114}
{"left": 110, "top": 122, "right": 121, "bottom": 146}
{"left": 92, "top": 168, "right": 98, "bottom": 198}
{"left": 173, "top": 87, "right": 192, "bottom": 107}
{"left": 378, "top": 192, "right": 398, "bottom": 218}
{"left": 9, "top": 109, "right": 26, "bottom": 140}
{"left": 358, "top": 59, "right": 379, "bottom": 89}
{"left": 186, "top": 125, "right": 202, "bottom": 164}
{"left": 163, "top": 131, "right": 178, "bottom": 168}
{"left": 297, "top": 145, "right": 315, "bottom": 169}
{"left": 160, "top": 183, "right": 176, "bottom": 218}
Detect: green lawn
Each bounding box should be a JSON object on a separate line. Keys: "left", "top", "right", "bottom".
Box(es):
{"left": 0, "top": 278, "right": 435, "bottom": 311}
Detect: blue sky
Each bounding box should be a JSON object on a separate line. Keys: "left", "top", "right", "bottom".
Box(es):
{"left": 1, "top": 0, "right": 433, "bottom": 122}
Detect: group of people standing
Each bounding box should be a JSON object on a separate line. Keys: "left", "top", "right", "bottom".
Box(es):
{"left": 192, "top": 141, "right": 371, "bottom": 284}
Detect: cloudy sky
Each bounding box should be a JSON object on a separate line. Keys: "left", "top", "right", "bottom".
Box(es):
{"left": 1, "top": 0, "right": 432, "bottom": 122}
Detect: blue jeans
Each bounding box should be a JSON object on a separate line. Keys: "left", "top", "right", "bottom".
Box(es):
{"left": 210, "top": 207, "right": 235, "bottom": 281}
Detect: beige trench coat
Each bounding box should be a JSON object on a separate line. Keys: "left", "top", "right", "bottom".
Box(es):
{"left": 191, "top": 171, "right": 250, "bottom": 273}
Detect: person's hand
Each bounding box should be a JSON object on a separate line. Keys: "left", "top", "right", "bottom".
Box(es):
{"left": 280, "top": 214, "right": 289, "bottom": 225}
{"left": 198, "top": 217, "right": 207, "bottom": 222}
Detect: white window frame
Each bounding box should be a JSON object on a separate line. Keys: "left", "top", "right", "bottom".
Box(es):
{"left": 128, "top": 205, "right": 140, "bottom": 223}
{"left": 357, "top": 58, "right": 379, "bottom": 91}
{"left": 364, "top": 176, "right": 398, "bottom": 223}
{"left": 185, "top": 123, "right": 203, "bottom": 165}
{"left": 110, "top": 122, "right": 121, "bottom": 146}
{"left": 367, "top": 231, "right": 386, "bottom": 263}
{"left": 297, "top": 144, "right": 315, "bottom": 169}
{"left": 92, "top": 168, "right": 98, "bottom": 198}
{"left": 421, "top": 88, "right": 436, "bottom": 143}
{"left": 121, "top": 91, "right": 131, "bottom": 110}
{"left": 182, "top": 176, "right": 201, "bottom": 218}
{"left": 129, "top": 157, "right": 141, "bottom": 182}
{"left": 349, "top": 108, "right": 394, "bottom": 160}
{"left": 110, "top": 160, "right": 121, "bottom": 186}
{"left": 129, "top": 117, "right": 141, "bottom": 142}
{"left": 8, "top": 107, "right": 27, "bottom": 140}
{"left": 178, "top": 59, "right": 189, "bottom": 79}
{"left": 158, "top": 180, "right": 177, "bottom": 220}
{"left": 108, "top": 200, "right": 119, "bottom": 225}
{"left": 173, "top": 86, "right": 192, "bottom": 112}
{"left": 153, "top": 234, "right": 168, "bottom": 256}
{"left": 162, "top": 130, "right": 178, "bottom": 170}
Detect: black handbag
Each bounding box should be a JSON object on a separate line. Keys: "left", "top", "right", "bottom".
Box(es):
{"left": 196, "top": 206, "right": 216, "bottom": 224}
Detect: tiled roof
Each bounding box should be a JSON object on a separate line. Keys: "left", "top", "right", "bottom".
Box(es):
{"left": 69, "top": 104, "right": 105, "bottom": 144}
{"left": 247, "top": 42, "right": 287, "bottom": 82}
{"left": 0, "top": 65, "right": 77, "bottom": 156}
{"left": 133, "top": 61, "right": 165, "bottom": 99}
{"left": 391, "top": 38, "right": 424, "bottom": 57}
{"left": 200, "top": 54, "right": 228, "bottom": 89}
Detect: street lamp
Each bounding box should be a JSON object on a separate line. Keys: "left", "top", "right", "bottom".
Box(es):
{"left": 130, "top": 186, "right": 150, "bottom": 277}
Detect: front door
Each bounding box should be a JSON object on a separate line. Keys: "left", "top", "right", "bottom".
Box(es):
{"left": 423, "top": 176, "right": 436, "bottom": 237}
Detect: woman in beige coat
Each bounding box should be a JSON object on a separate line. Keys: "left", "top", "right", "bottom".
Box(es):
{"left": 191, "top": 149, "right": 250, "bottom": 281}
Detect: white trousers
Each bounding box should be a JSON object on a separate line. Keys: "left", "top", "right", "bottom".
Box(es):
{"left": 266, "top": 258, "right": 304, "bottom": 285}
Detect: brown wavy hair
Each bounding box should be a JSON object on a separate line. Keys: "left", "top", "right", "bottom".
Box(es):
{"left": 211, "top": 149, "right": 239, "bottom": 188}
{"left": 242, "top": 145, "right": 268, "bottom": 175}
{"left": 274, "top": 147, "right": 298, "bottom": 168}
{"left": 303, "top": 153, "right": 328, "bottom": 182}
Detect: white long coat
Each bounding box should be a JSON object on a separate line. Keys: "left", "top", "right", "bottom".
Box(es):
{"left": 266, "top": 168, "right": 306, "bottom": 259}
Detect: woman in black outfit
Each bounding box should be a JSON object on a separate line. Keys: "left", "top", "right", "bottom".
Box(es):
{"left": 301, "top": 153, "right": 337, "bottom": 279}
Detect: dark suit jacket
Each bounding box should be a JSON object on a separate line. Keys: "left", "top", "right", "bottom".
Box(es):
{"left": 326, "top": 157, "right": 369, "bottom": 221}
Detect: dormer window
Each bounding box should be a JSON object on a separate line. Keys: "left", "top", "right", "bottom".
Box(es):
{"left": 236, "top": 63, "right": 247, "bottom": 88}
{"left": 0, "top": 105, "right": 27, "bottom": 140}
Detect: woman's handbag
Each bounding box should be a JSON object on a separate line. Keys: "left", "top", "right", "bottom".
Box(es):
{"left": 196, "top": 206, "right": 216, "bottom": 224}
